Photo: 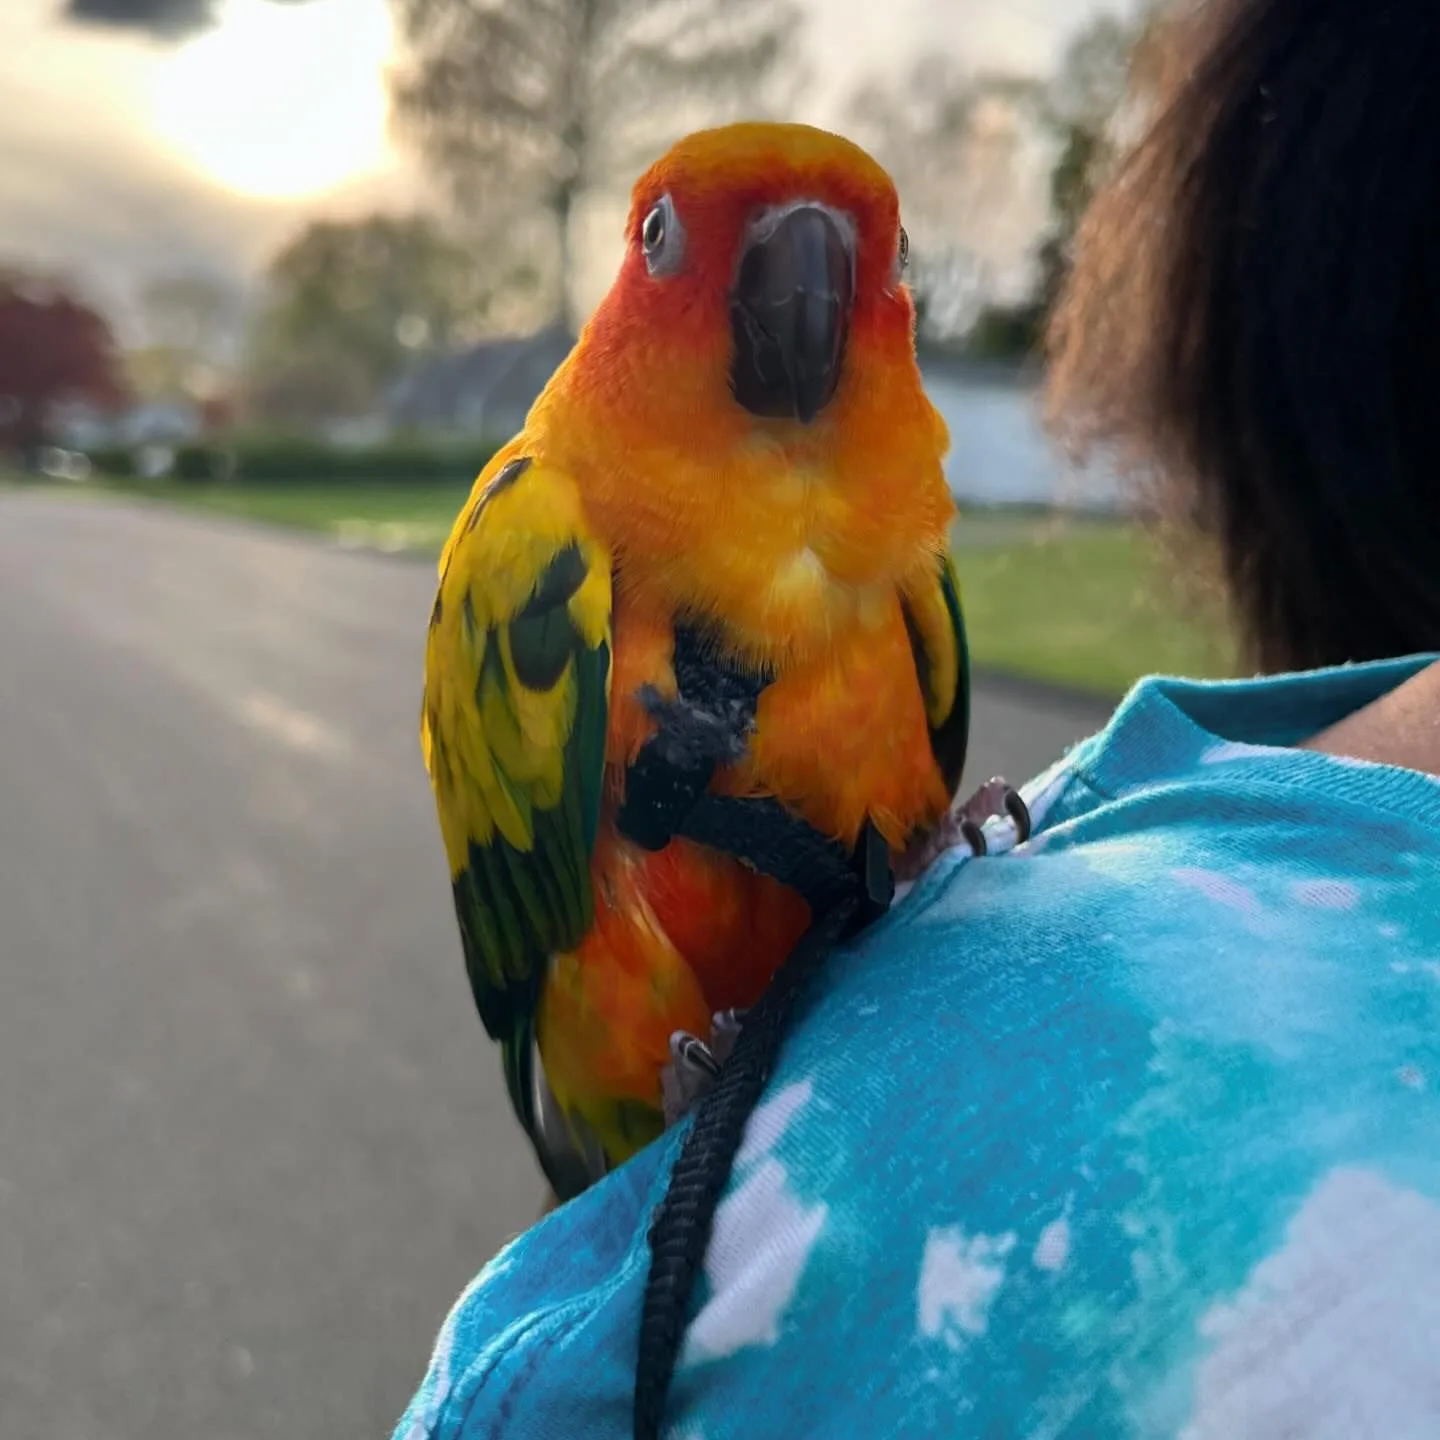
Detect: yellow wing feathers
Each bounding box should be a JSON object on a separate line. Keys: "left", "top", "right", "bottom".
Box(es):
{"left": 900, "top": 549, "right": 971, "bottom": 799}
{"left": 424, "top": 457, "right": 611, "bottom": 858}
{"left": 420, "top": 453, "right": 613, "bottom": 1128}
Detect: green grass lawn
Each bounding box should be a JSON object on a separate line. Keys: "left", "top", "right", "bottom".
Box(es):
{"left": 953, "top": 509, "right": 1237, "bottom": 696}
{"left": 47, "top": 475, "right": 1237, "bottom": 698}
{"left": 88, "top": 476, "right": 473, "bottom": 555}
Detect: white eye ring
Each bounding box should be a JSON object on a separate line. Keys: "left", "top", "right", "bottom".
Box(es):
{"left": 897, "top": 225, "right": 910, "bottom": 273}
{"left": 640, "top": 193, "right": 685, "bottom": 277}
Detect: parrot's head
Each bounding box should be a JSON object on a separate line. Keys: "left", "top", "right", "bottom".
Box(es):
{"left": 575, "top": 122, "right": 921, "bottom": 435}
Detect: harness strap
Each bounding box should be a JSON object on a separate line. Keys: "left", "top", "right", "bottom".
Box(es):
{"left": 672, "top": 793, "right": 894, "bottom": 927}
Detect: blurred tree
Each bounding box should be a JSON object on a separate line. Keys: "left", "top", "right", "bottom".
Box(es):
{"left": 240, "top": 212, "right": 527, "bottom": 426}
{"left": 389, "top": 0, "right": 805, "bottom": 330}
{"left": 847, "top": 57, "right": 1038, "bottom": 346}
{"left": 953, "top": 3, "right": 1170, "bottom": 361}
{"left": 141, "top": 271, "right": 243, "bottom": 360}
{"left": 130, "top": 270, "right": 245, "bottom": 404}
{"left": 0, "top": 270, "right": 126, "bottom": 459}
{"left": 907, "top": 245, "right": 989, "bottom": 346}
{"left": 1028, "top": 4, "right": 1168, "bottom": 315}
{"left": 125, "top": 271, "right": 244, "bottom": 416}
{"left": 1044, "top": 13, "right": 1140, "bottom": 137}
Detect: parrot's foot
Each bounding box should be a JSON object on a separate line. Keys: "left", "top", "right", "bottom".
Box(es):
{"left": 617, "top": 686, "right": 758, "bottom": 853}
{"left": 896, "top": 776, "right": 1032, "bottom": 881}
{"left": 637, "top": 686, "right": 752, "bottom": 770}
{"left": 956, "top": 777, "right": 1032, "bottom": 855}
{"left": 660, "top": 1009, "right": 749, "bottom": 1128}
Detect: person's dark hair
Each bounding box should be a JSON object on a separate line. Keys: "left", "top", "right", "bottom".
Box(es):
{"left": 1046, "top": 0, "right": 1440, "bottom": 674}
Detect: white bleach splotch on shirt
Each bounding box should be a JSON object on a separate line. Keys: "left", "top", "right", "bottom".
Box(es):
{"left": 1032, "top": 1216, "right": 1072, "bottom": 1273}
{"left": 917, "top": 1227, "right": 1016, "bottom": 1350}
{"left": 1180, "top": 1169, "right": 1440, "bottom": 1439}
{"left": 681, "top": 1081, "right": 828, "bottom": 1366}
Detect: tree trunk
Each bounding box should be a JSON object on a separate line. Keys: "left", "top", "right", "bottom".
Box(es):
{"left": 553, "top": 184, "right": 576, "bottom": 334}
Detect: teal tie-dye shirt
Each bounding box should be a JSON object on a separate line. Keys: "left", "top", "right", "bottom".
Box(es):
{"left": 395, "top": 655, "right": 1440, "bottom": 1440}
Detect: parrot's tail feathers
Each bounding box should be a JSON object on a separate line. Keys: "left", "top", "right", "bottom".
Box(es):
{"left": 524, "top": 1037, "right": 612, "bottom": 1204}
{"left": 634, "top": 897, "right": 858, "bottom": 1440}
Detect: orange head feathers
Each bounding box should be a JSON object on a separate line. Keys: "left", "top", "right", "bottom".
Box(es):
{"left": 561, "top": 123, "right": 920, "bottom": 432}
{"left": 605, "top": 123, "right": 914, "bottom": 409}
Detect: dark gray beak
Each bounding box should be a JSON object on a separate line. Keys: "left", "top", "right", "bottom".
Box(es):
{"left": 729, "top": 204, "right": 854, "bottom": 425}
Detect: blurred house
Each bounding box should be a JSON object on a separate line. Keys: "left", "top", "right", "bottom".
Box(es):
{"left": 322, "top": 414, "right": 392, "bottom": 449}
{"left": 52, "top": 396, "right": 203, "bottom": 451}
{"left": 917, "top": 350, "right": 1124, "bottom": 512}
{"left": 388, "top": 324, "right": 574, "bottom": 437}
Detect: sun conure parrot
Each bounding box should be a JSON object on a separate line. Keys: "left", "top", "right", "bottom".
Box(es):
{"left": 420, "top": 121, "right": 973, "bottom": 1203}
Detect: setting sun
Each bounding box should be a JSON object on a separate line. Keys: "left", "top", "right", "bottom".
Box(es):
{"left": 146, "top": 0, "right": 393, "bottom": 201}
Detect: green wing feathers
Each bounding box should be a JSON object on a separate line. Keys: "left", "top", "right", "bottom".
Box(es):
{"left": 420, "top": 455, "right": 612, "bottom": 1131}
{"left": 902, "top": 549, "right": 972, "bottom": 801}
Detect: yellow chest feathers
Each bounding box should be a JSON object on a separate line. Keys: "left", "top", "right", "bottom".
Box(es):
{"left": 587, "top": 455, "right": 948, "bottom": 669}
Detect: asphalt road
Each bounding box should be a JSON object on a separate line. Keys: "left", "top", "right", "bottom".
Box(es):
{"left": 0, "top": 491, "right": 1111, "bottom": 1440}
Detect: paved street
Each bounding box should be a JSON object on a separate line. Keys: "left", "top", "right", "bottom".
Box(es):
{"left": 0, "top": 491, "right": 1110, "bottom": 1439}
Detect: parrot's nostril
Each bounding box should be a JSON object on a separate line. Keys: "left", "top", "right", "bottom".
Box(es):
{"left": 728, "top": 204, "right": 853, "bottom": 425}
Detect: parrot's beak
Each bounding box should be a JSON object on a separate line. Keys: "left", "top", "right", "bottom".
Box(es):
{"left": 729, "top": 203, "right": 855, "bottom": 425}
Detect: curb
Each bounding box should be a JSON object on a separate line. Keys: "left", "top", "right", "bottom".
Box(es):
{"left": 967, "top": 666, "right": 1120, "bottom": 718}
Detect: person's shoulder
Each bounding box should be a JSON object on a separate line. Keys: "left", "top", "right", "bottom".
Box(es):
{"left": 395, "top": 656, "right": 1440, "bottom": 1439}
{"left": 392, "top": 1142, "right": 671, "bottom": 1439}
{"left": 650, "top": 656, "right": 1440, "bottom": 1435}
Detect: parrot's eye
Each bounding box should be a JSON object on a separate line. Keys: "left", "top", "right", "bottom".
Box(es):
{"left": 640, "top": 193, "right": 685, "bottom": 277}
{"left": 897, "top": 225, "right": 910, "bottom": 272}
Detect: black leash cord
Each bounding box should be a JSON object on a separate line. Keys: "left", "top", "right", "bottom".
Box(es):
{"left": 632, "top": 892, "right": 859, "bottom": 1440}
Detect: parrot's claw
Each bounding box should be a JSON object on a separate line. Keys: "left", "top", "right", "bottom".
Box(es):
{"left": 709, "top": 1007, "right": 748, "bottom": 1067}
{"left": 660, "top": 1010, "right": 750, "bottom": 1127}
{"left": 955, "top": 777, "right": 1032, "bottom": 857}
{"left": 896, "top": 776, "right": 1032, "bottom": 880}
{"left": 661, "top": 1030, "right": 722, "bottom": 1127}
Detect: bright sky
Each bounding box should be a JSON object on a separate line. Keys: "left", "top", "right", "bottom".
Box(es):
{"left": 0, "top": 0, "right": 1118, "bottom": 332}
{"left": 145, "top": 0, "right": 396, "bottom": 200}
